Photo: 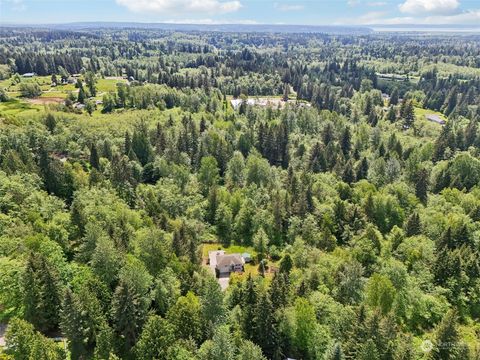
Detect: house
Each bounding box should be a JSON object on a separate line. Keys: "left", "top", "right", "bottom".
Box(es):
{"left": 215, "top": 253, "right": 245, "bottom": 276}
{"left": 426, "top": 114, "right": 446, "bottom": 125}
{"left": 22, "top": 72, "right": 35, "bottom": 77}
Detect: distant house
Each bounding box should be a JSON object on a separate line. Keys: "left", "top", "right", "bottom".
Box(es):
{"left": 426, "top": 114, "right": 446, "bottom": 125}
{"left": 215, "top": 253, "right": 245, "bottom": 276}
{"left": 22, "top": 72, "right": 35, "bottom": 78}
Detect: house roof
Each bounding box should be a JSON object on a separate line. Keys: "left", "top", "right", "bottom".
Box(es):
{"left": 216, "top": 253, "right": 244, "bottom": 267}
{"left": 426, "top": 114, "right": 446, "bottom": 124}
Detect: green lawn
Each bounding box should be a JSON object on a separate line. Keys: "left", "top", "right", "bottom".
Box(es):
{"left": 415, "top": 107, "right": 447, "bottom": 122}
{"left": 202, "top": 243, "right": 257, "bottom": 258}
{"left": 202, "top": 243, "right": 277, "bottom": 278}
{"left": 97, "top": 78, "right": 127, "bottom": 93}
{"left": 0, "top": 99, "right": 43, "bottom": 116}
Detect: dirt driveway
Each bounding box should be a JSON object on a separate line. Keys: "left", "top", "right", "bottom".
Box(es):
{"left": 27, "top": 97, "right": 64, "bottom": 105}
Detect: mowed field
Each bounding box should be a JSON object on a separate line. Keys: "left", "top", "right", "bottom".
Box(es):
{"left": 0, "top": 75, "right": 127, "bottom": 117}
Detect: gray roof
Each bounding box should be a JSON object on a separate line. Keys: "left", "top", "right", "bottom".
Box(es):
{"left": 426, "top": 114, "right": 446, "bottom": 124}
{"left": 216, "top": 254, "right": 244, "bottom": 267}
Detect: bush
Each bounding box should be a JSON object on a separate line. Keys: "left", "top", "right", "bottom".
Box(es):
{"left": 19, "top": 82, "right": 42, "bottom": 98}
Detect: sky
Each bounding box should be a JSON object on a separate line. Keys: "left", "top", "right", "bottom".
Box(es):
{"left": 1, "top": 0, "right": 480, "bottom": 26}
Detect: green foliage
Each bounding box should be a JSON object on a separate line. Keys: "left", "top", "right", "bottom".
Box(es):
{"left": 4, "top": 318, "right": 65, "bottom": 360}
{"left": 1, "top": 28, "right": 480, "bottom": 360}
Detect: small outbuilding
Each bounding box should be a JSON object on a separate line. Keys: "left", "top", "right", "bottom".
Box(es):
{"left": 426, "top": 114, "right": 446, "bottom": 125}
{"left": 242, "top": 253, "right": 252, "bottom": 263}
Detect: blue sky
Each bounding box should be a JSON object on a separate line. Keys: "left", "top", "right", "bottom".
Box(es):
{"left": 1, "top": 0, "right": 479, "bottom": 25}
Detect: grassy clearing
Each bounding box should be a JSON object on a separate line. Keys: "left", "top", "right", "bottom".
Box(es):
{"left": 202, "top": 243, "right": 277, "bottom": 278}
{"left": 97, "top": 78, "right": 127, "bottom": 93}
{"left": 415, "top": 107, "right": 447, "bottom": 122}
{"left": 202, "top": 243, "right": 257, "bottom": 258}
{"left": 0, "top": 99, "right": 43, "bottom": 116}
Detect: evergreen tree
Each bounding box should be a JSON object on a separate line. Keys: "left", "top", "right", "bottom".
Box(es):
{"left": 404, "top": 212, "right": 421, "bottom": 237}
{"left": 252, "top": 292, "right": 279, "bottom": 360}
{"left": 90, "top": 143, "right": 100, "bottom": 170}
{"left": 402, "top": 100, "right": 416, "bottom": 128}
{"left": 389, "top": 88, "right": 399, "bottom": 106}
{"left": 430, "top": 310, "right": 460, "bottom": 360}
{"left": 215, "top": 203, "right": 233, "bottom": 247}
{"left": 23, "top": 253, "right": 61, "bottom": 333}
{"left": 341, "top": 126, "right": 352, "bottom": 156}
{"left": 134, "top": 315, "right": 174, "bottom": 360}
{"left": 415, "top": 168, "right": 429, "bottom": 203}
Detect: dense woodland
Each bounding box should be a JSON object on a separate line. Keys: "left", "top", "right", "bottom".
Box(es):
{"left": 0, "top": 27, "right": 480, "bottom": 360}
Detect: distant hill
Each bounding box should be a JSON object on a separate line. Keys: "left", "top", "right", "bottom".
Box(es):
{"left": 0, "top": 22, "right": 374, "bottom": 35}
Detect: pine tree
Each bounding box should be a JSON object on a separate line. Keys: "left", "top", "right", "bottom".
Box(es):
{"left": 402, "top": 100, "right": 416, "bottom": 128}
{"left": 341, "top": 126, "right": 352, "bottom": 156}
{"left": 78, "top": 87, "right": 86, "bottom": 104}
{"left": 23, "top": 254, "right": 61, "bottom": 333}
{"left": 404, "top": 212, "right": 421, "bottom": 237}
{"left": 44, "top": 113, "right": 57, "bottom": 133}
{"left": 252, "top": 292, "right": 279, "bottom": 359}
{"left": 215, "top": 204, "right": 233, "bottom": 247}
{"left": 90, "top": 143, "right": 100, "bottom": 170}
{"left": 135, "top": 315, "right": 174, "bottom": 360}
{"left": 342, "top": 160, "right": 355, "bottom": 184}
{"left": 309, "top": 143, "right": 327, "bottom": 173}
{"left": 358, "top": 339, "right": 380, "bottom": 360}
{"left": 356, "top": 157, "right": 369, "bottom": 180}
{"left": 325, "top": 342, "right": 345, "bottom": 360}
{"left": 430, "top": 310, "right": 460, "bottom": 360}
{"left": 279, "top": 254, "right": 293, "bottom": 274}
{"left": 242, "top": 275, "right": 257, "bottom": 341}
{"left": 269, "top": 272, "right": 289, "bottom": 310}
{"left": 389, "top": 88, "right": 399, "bottom": 106}
{"left": 415, "top": 168, "right": 429, "bottom": 203}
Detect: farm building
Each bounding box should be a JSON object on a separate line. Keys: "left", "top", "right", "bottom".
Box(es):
{"left": 426, "top": 114, "right": 446, "bottom": 125}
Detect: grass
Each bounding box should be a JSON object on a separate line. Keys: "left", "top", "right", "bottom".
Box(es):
{"left": 202, "top": 242, "right": 277, "bottom": 279}
{"left": 97, "top": 78, "right": 127, "bottom": 93}
{"left": 0, "top": 99, "right": 43, "bottom": 116}
{"left": 415, "top": 107, "right": 447, "bottom": 122}
{"left": 202, "top": 243, "right": 257, "bottom": 258}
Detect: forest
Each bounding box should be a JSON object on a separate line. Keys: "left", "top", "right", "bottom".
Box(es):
{"left": 0, "top": 27, "right": 479, "bottom": 360}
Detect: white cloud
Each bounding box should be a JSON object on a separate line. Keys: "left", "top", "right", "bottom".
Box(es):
{"left": 338, "top": 8, "right": 480, "bottom": 25}
{"left": 347, "top": 0, "right": 361, "bottom": 6}
{"left": 399, "top": 0, "right": 460, "bottom": 15}
{"left": 368, "top": 1, "right": 387, "bottom": 6}
{"left": 274, "top": 3, "right": 305, "bottom": 11}
{"left": 116, "top": 0, "right": 242, "bottom": 14}
{"left": 1, "top": 0, "right": 26, "bottom": 11}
